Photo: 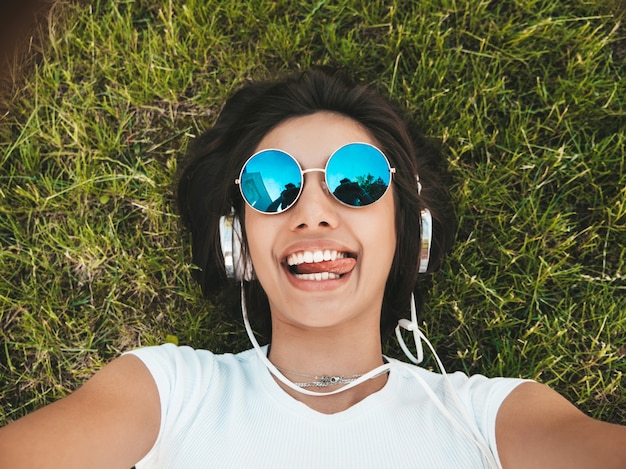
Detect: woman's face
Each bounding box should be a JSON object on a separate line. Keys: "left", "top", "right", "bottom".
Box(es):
{"left": 244, "top": 112, "right": 397, "bottom": 333}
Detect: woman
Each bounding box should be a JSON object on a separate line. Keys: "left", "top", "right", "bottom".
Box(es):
{"left": 0, "top": 70, "right": 624, "bottom": 468}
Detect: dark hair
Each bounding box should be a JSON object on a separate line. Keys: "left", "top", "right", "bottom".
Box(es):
{"left": 176, "top": 69, "right": 456, "bottom": 338}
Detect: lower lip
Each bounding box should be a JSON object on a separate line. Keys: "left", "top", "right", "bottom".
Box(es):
{"left": 282, "top": 264, "right": 353, "bottom": 291}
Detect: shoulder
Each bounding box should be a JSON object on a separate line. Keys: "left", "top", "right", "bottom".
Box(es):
{"left": 125, "top": 343, "right": 259, "bottom": 378}
{"left": 390, "top": 359, "right": 529, "bottom": 408}
{"left": 125, "top": 343, "right": 215, "bottom": 376}
{"left": 124, "top": 344, "right": 262, "bottom": 398}
{"left": 389, "top": 360, "right": 530, "bottom": 421}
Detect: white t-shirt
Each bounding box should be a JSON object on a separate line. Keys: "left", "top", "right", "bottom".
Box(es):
{"left": 127, "top": 344, "right": 528, "bottom": 468}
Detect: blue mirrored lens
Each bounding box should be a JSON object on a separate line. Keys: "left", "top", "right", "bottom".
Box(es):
{"left": 326, "top": 143, "right": 391, "bottom": 206}
{"left": 239, "top": 150, "right": 302, "bottom": 213}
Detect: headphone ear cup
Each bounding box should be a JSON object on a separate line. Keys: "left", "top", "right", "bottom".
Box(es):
{"left": 418, "top": 208, "right": 432, "bottom": 274}
{"left": 219, "top": 214, "right": 237, "bottom": 279}
{"left": 219, "top": 212, "right": 254, "bottom": 281}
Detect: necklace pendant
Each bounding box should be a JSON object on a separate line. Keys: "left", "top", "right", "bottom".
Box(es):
{"left": 319, "top": 376, "right": 333, "bottom": 386}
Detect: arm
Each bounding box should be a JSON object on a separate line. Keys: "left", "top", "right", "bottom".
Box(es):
{"left": 496, "top": 381, "right": 626, "bottom": 469}
{"left": 0, "top": 354, "right": 160, "bottom": 469}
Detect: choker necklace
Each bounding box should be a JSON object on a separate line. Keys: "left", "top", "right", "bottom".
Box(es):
{"left": 274, "top": 366, "right": 363, "bottom": 388}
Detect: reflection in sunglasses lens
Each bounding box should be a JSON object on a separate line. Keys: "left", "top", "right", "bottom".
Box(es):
{"left": 240, "top": 150, "right": 302, "bottom": 213}
{"left": 327, "top": 144, "right": 390, "bottom": 207}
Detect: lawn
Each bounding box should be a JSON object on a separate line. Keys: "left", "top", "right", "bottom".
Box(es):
{"left": 1, "top": 0, "right": 624, "bottom": 426}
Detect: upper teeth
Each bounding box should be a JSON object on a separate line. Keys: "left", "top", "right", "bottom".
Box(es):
{"left": 287, "top": 250, "right": 347, "bottom": 266}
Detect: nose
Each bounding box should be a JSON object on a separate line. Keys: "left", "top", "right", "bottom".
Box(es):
{"left": 287, "top": 171, "right": 339, "bottom": 231}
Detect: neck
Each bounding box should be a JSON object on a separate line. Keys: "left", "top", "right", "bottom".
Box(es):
{"left": 267, "top": 322, "right": 388, "bottom": 413}
{"left": 269, "top": 330, "right": 383, "bottom": 373}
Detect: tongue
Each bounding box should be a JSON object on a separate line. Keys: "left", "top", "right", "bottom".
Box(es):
{"left": 294, "top": 258, "right": 356, "bottom": 275}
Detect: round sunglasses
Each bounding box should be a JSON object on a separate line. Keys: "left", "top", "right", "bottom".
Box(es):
{"left": 235, "top": 142, "right": 395, "bottom": 214}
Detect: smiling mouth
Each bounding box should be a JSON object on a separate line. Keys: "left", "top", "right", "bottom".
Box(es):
{"left": 286, "top": 250, "right": 357, "bottom": 281}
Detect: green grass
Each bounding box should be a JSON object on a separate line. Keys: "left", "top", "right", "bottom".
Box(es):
{"left": 1, "top": 0, "right": 624, "bottom": 425}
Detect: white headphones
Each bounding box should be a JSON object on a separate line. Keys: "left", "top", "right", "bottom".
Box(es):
{"left": 218, "top": 207, "right": 432, "bottom": 280}
{"left": 417, "top": 207, "right": 432, "bottom": 274}
{"left": 218, "top": 210, "right": 254, "bottom": 281}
